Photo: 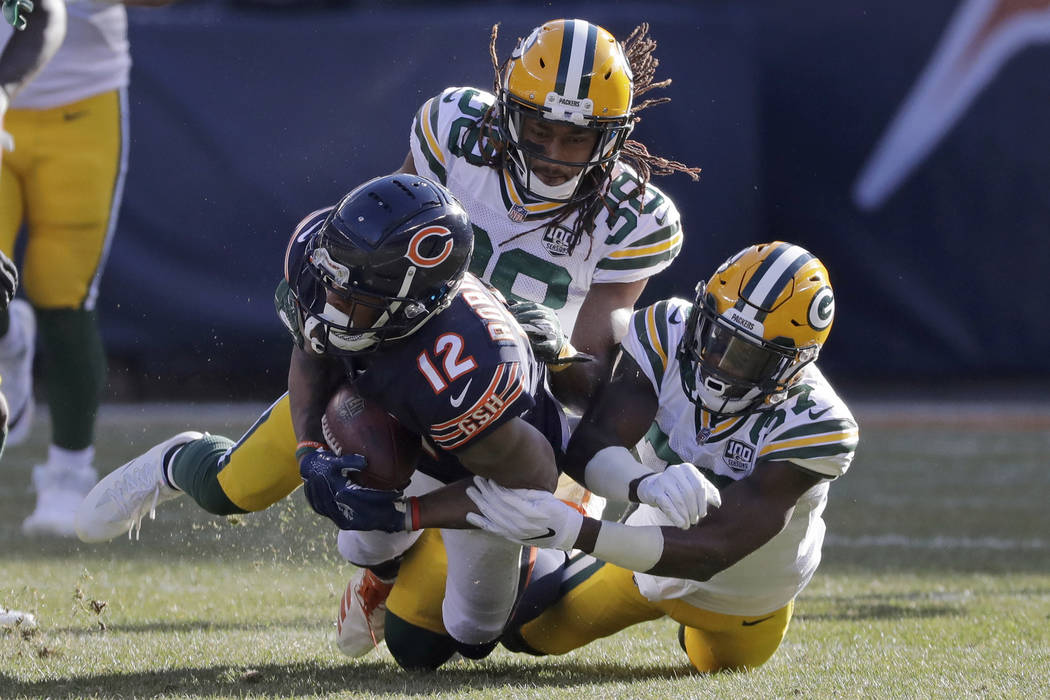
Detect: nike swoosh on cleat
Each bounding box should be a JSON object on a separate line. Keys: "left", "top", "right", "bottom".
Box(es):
{"left": 741, "top": 614, "right": 775, "bottom": 627}
{"left": 524, "top": 528, "right": 557, "bottom": 541}
{"left": 449, "top": 379, "right": 473, "bottom": 408}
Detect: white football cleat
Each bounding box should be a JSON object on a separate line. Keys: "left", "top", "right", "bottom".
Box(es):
{"left": 335, "top": 568, "right": 393, "bottom": 657}
{"left": 22, "top": 463, "right": 97, "bottom": 537}
{"left": 74, "top": 431, "right": 202, "bottom": 542}
{"left": 0, "top": 299, "right": 36, "bottom": 446}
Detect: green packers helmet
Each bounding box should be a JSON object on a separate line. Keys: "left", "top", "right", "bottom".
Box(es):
{"left": 679, "top": 242, "right": 835, "bottom": 415}
{"left": 498, "top": 18, "right": 635, "bottom": 203}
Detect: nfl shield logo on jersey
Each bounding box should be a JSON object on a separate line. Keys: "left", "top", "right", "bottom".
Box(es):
{"left": 723, "top": 439, "right": 755, "bottom": 473}
{"left": 508, "top": 204, "right": 529, "bottom": 223}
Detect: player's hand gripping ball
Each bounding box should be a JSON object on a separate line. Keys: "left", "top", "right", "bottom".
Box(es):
{"left": 321, "top": 383, "right": 421, "bottom": 490}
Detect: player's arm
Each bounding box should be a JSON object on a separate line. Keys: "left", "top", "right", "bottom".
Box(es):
{"left": 562, "top": 349, "right": 657, "bottom": 483}
{"left": 406, "top": 417, "right": 559, "bottom": 530}
{"left": 468, "top": 458, "right": 823, "bottom": 580}
{"left": 287, "top": 344, "right": 344, "bottom": 446}
{"left": 548, "top": 280, "right": 646, "bottom": 412}
{"left": 394, "top": 150, "right": 416, "bottom": 175}
{"left": 581, "top": 460, "right": 822, "bottom": 579}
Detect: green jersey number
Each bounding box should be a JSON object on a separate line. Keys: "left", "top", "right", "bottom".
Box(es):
{"left": 468, "top": 224, "right": 571, "bottom": 309}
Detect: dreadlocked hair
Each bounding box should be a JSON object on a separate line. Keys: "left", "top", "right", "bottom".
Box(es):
{"left": 478, "top": 22, "right": 700, "bottom": 258}
{"left": 619, "top": 23, "right": 702, "bottom": 191}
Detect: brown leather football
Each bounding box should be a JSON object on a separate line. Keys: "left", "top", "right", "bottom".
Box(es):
{"left": 320, "top": 383, "right": 420, "bottom": 490}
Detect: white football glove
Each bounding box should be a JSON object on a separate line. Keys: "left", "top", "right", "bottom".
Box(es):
{"left": 636, "top": 463, "right": 722, "bottom": 529}
{"left": 465, "top": 477, "right": 583, "bottom": 551}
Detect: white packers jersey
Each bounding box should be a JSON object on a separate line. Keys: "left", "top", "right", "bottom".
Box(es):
{"left": 620, "top": 298, "right": 859, "bottom": 616}
{"left": 409, "top": 87, "right": 683, "bottom": 333}
{"left": 3, "top": 1, "right": 130, "bottom": 110}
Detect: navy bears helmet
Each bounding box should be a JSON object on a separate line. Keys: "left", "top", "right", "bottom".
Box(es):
{"left": 292, "top": 174, "right": 474, "bottom": 355}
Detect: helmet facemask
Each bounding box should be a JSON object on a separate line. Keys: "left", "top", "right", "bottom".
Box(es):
{"left": 500, "top": 98, "right": 632, "bottom": 203}
{"left": 296, "top": 237, "right": 456, "bottom": 357}
{"left": 497, "top": 19, "right": 635, "bottom": 204}
{"left": 680, "top": 287, "right": 820, "bottom": 416}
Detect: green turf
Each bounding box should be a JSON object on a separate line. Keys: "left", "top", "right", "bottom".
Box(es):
{"left": 2, "top": 402, "right": 1048, "bottom": 698}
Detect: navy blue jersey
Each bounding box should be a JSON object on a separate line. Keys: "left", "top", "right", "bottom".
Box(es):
{"left": 281, "top": 218, "right": 566, "bottom": 484}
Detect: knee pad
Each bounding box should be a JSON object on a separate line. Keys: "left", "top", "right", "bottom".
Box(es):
{"left": 337, "top": 529, "right": 421, "bottom": 567}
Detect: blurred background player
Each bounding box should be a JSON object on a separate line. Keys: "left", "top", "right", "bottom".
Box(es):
{"left": 0, "top": 0, "right": 173, "bottom": 536}
{"left": 0, "top": 247, "right": 36, "bottom": 632}
{"left": 461, "top": 241, "right": 859, "bottom": 673}
{"left": 73, "top": 16, "right": 701, "bottom": 656}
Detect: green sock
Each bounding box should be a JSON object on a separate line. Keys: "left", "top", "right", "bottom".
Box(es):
{"left": 37, "top": 308, "right": 106, "bottom": 450}
{"left": 169, "top": 434, "right": 247, "bottom": 516}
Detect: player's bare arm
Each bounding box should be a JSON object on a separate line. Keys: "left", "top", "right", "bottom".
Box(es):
{"left": 576, "top": 459, "right": 823, "bottom": 580}
{"left": 288, "top": 344, "right": 344, "bottom": 446}
{"left": 456, "top": 416, "right": 558, "bottom": 491}
{"left": 397, "top": 417, "right": 559, "bottom": 530}
{"left": 562, "top": 350, "right": 657, "bottom": 481}
{"left": 395, "top": 150, "right": 416, "bottom": 175}
{"left": 551, "top": 280, "right": 647, "bottom": 412}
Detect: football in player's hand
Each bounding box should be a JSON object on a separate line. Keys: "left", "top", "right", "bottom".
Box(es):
{"left": 321, "top": 383, "right": 420, "bottom": 490}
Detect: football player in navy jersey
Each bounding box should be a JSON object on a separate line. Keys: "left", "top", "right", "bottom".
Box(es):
{"left": 337, "top": 242, "right": 859, "bottom": 672}
{"left": 77, "top": 17, "right": 704, "bottom": 659}
{"left": 77, "top": 173, "right": 566, "bottom": 658}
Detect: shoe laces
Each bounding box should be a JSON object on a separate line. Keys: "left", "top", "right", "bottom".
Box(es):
{"left": 128, "top": 485, "right": 162, "bottom": 541}
{"left": 355, "top": 571, "right": 393, "bottom": 646}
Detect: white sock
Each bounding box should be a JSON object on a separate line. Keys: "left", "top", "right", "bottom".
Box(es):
{"left": 46, "top": 445, "right": 95, "bottom": 474}
{"left": 164, "top": 446, "right": 185, "bottom": 491}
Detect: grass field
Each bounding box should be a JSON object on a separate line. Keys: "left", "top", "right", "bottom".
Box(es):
{"left": 2, "top": 399, "right": 1049, "bottom": 699}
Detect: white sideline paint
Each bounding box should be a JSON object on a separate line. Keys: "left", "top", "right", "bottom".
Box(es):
{"left": 825, "top": 534, "right": 1048, "bottom": 551}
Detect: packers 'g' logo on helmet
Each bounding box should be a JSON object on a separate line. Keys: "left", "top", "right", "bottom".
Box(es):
{"left": 679, "top": 242, "right": 835, "bottom": 415}
{"left": 499, "top": 18, "right": 635, "bottom": 203}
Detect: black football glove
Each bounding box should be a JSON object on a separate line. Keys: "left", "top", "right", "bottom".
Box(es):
{"left": 507, "top": 299, "right": 593, "bottom": 366}
{"left": 0, "top": 249, "right": 18, "bottom": 311}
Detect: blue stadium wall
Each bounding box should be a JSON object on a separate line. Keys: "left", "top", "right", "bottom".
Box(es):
{"left": 103, "top": 1, "right": 1050, "bottom": 396}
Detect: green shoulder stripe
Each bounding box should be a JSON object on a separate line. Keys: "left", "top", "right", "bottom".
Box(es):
{"left": 776, "top": 418, "right": 858, "bottom": 440}
{"left": 629, "top": 303, "right": 673, "bottom": 386}
{"left": 412, "top": 99, "right": 447, "bottom": 183}
{"left": 622, "top": 223, "right": 681, "bottom": 250}
{"left": 762, "top": 442, "right": 856, "bottom": 462}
